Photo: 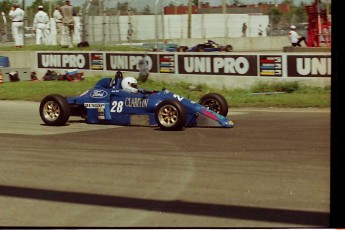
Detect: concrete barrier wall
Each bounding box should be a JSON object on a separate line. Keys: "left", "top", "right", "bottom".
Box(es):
{"left": 0, "top": 50, "right": 331, "bottom": 89}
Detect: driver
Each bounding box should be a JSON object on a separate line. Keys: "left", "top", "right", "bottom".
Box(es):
{"left": 204, "top": 40, "right": 217, "bottom": 48}
{"left": 121, "top": 77, "right": 139, "bottom": 93}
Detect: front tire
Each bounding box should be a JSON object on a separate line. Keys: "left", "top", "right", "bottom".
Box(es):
{"left": 199, "top": 93, "right": 228, "bottom": 117}
{"left": 177, "top": 46, "right": 188, "bottom": 52}
{"left": 155, "top": 99, "right": 186, "bottom": 131}
{"left": 39, "top": 94, "right": 70, "bottom": 126}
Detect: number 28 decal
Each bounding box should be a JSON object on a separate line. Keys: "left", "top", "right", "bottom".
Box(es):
{"left": 110, "top": 101, "right": 124, "bottom": 113}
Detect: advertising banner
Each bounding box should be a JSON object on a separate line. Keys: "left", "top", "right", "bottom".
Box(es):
{"left": 177, "top": 54, "right": 258, "bottom": 76}
{"left": 37, "top": 52, "right": 90, "bottom": 69}
{"left": 287, "top": 55, "right": 331, "bottom": 77}
{"left": 105, "top": 53, "right": 158, "bottom": 73}
{"left": 36, "top": 52, "right": 331, "bottom": 78}
{"left": 159, "top": 54, "right": 175, "bottom": 73}
{"left": 259, "top": 55, "right": 283, "bottom": 77}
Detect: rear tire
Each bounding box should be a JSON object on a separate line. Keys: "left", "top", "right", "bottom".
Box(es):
{"left": 155, "top": 99, "right": 186, "bottom": 131}
{"left": 39, "top": 94, "right": 70, "bottom": 126}
{"left": 222, "top": 45, "right": 233, "bottom": 52}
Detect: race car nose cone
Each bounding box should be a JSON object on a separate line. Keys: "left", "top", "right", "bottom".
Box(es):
{"left": 229, "top": 120, "right": 234, "bottom": 126}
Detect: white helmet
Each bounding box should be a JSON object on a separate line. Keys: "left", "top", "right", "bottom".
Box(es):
{"left": 121, "top": 77, "right": 138, "bottom": 93}
{"left": 290, "top": 25, "right": 296, "bottom": 30}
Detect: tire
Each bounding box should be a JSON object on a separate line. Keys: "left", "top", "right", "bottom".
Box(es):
{"left": 199, "top": 93, "right": 229, "bottom": 117}
{"left": 177, "top": 46, "right": 188, "bottom": 52}
{"left": 155, "top": 99, "right": 187, "bottom": 131}
{"left": 196, "top": 45, "right": 205, "bottom": 52}
{"left": 223, "top": 45, "right": 233, "bottom": 52}
{"left": 39, "top": 94, "right": 70, "bottom": 126}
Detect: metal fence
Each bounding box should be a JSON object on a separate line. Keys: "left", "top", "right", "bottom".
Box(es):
{"left": 0, "top": 0, "right": 330, "bottom": 47}
{"left": 81, "top": 13, "right": 269, "bottom": 45}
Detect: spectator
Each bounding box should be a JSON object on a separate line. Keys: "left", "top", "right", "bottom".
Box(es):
{"left": 60, "top": 0, "right": 77, "bottom": 48}
{"left": 33, "top": 5, "right": 50, "bottom": 45}
{"left": 288, "top": 25, "right": 307, "bottom": 47}
{"left": 258, "top": 24, "right": 263, "bottom": 36}
{"left": 8, "top": 3, "right": 25, "bottom": 48}
{"left": 266, "top": 24, "right": 271, "bottom": 36}
{"left": 138, "top": 55, "right": 149, "bottom": 83}
{"left": 242, "top": 23, "right": 247, "bottom": 37}
{"left": 303, "top": 26, "right": 311, "bottom": 46}
{"left": 53, "top": 4, "right": 63, "bottom": 45}
{"left": 127, "top": 23, "right": 134, "bottom": 45}
{"left": 0, "top": 28, "right": 4, "bottom": 43}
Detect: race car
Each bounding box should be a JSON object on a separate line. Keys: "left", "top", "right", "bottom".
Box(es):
{"left": 174, "top": 40, "right": 233, "bottom": 52}
{"left": 39, "top": 71, "right": 234, "bottom": 131}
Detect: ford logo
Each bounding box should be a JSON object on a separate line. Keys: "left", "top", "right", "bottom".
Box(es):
{"left": 90, "top": 90, "right": 108, "bottom": 98}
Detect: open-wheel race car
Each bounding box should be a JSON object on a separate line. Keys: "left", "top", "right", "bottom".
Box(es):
{"left": 174, "top": 40, "right": 233, "bottom": 52}
{"left": 39, "top": 71, "right": 234, "bottom": 131}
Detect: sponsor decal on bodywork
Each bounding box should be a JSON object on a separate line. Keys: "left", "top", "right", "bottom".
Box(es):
{"left": 201, "top": 107, "right": 222, "bottom": 120}
{"left": 84, "top": 103, "right": 105, "bottom": 108}
{"left": 90, "top": 90, "right": 108, "bottom": 98}
{"left": 125, "top": 98, "right": 149, "bottom": 108}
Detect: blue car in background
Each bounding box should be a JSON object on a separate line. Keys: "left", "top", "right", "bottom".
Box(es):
{"left": 39, "top": 71, "right": 234, "bottom": 131}
{"left": 170, "top": 40, "right": 233, "bottom": 52}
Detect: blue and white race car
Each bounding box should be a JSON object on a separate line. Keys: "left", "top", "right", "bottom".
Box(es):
{"left": 39, "top": 71, "right": 234, "bottom": 131}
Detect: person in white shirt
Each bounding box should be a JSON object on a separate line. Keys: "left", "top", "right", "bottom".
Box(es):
{"left": 8, "top": 3, "right": 25, "bottom": 48}
{"left": 53, "top": 4, "right": 63, "bottom": 45}
{"left": 288, "top": 25, "right": 306, "bottom": 47}
{"left": 33, "top": 5, "right": 50, "bottom": 45}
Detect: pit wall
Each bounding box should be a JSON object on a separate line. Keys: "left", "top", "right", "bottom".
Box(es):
{"left": 0, "top": 51, "right": 331, "bottom": 89}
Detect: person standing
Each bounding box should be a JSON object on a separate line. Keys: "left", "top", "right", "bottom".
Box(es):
{"left": 127, "top": 23, "right": 134, "bottom": 45}
{"left": 138, "top": 54, "right": 149, "bottom": 83}
{"left": 60, "top": 0, "right": 76, "bottom": 48}
{"left": 33, "top": 5, "right": 50, "bottom": 45}
{"left": 241, "top": 23, "right": 247, "bottom": 37}
{"left": 8, "top": 3, "right": 25, "bottom": 48}
{"left": 288, "top": 25, "right": 307, "bottom": 47}
{"left": 266, "top": 24, "right": 271, "bottom": 36}
{"left": 258, "top": 24, "right": 263, "bottom": 36}
{"left": 53, "top": 4, "right": 63, "bottom": 45}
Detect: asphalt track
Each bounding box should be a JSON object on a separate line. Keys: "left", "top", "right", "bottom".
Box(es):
{"left": 0, "top": 100, "right": 330, "bottom": 227}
